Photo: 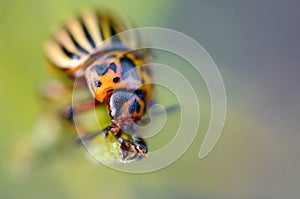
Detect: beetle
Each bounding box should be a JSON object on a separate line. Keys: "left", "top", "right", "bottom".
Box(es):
{"left": 44, "top": 10, "right": 153, "bottom": 162}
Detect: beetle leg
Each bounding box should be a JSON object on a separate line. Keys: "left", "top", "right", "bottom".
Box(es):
{"left": 61, "top": 100, "right": 102, "bottom": 140}
{"left": 62, "top": 100, "right": 100, "bottom": 124}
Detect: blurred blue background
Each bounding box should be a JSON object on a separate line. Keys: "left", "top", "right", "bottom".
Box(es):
{"left": 0, "top": 0, "right": 299, "bottom": 199}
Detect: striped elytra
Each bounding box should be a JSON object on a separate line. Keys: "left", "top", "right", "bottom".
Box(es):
{"left": 45, "top": 10, "right": 142, "bottom": 76}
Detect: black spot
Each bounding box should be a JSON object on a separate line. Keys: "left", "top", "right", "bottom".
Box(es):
{"left": 141, "top": 78, "right": 145, "bottom": 84}
{"left": 113, "top": 77, "right": 120, "bottom": 83}
{"left": 129, "top": 99, "right": 141, "bottom": 114}
{"left": 120, "top": 57, "right": 139, "bottom": 80}
{"left": 94, "top": 80, "right": 101, "bottom": 87}
{"left": 109, "top": 63, "right": 117, "bottom": 73}
{"left": 93, "top": 64, "right": 106, "bottom": 75}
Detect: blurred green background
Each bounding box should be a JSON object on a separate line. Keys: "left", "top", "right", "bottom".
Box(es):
{"left": 1, "top": 0, "right": 299, "bottom": 199}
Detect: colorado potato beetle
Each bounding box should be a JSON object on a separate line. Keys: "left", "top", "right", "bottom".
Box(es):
{"left": 44, "top": 10, "right": 153, "bottom": 162}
